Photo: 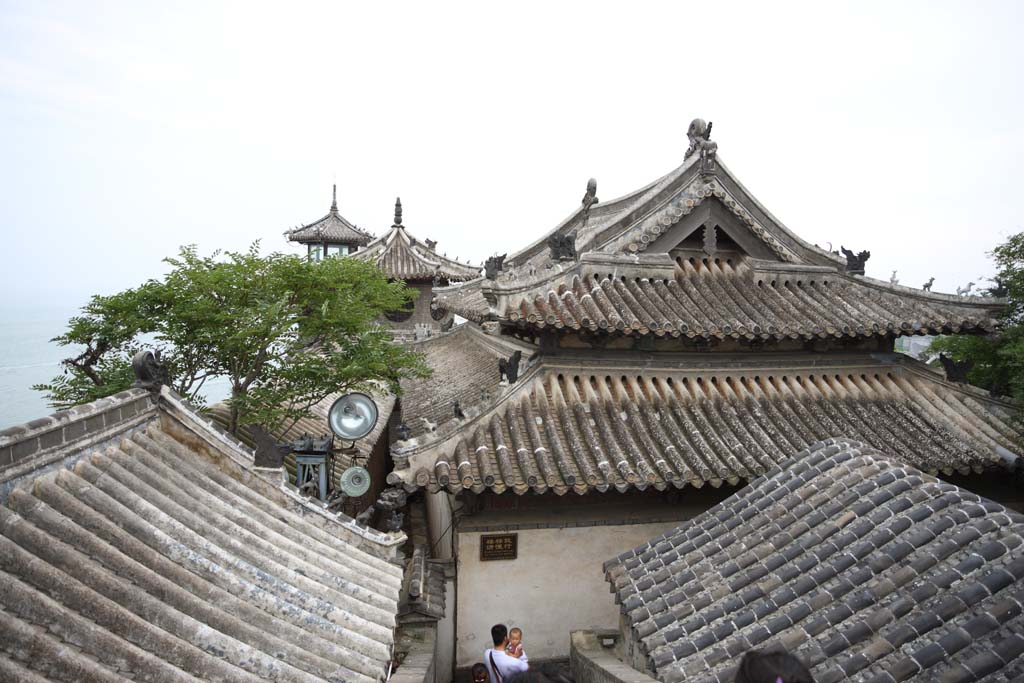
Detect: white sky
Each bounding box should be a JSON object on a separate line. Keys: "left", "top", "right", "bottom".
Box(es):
{"left": 1, "top": 0, "right": 1022, "bottom": 310}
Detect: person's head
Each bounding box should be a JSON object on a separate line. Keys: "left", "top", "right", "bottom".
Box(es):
{"left": 471, "top": 663, "right": 489, "bottom": 683}
{"left": 734, "top": 649, "right": 813, "bottom": 683}
{"left": 508, "top": 627, "right": 523, "bottom": 648}
{"left": 491, "top": 624, "right": 508, "bottom": 647}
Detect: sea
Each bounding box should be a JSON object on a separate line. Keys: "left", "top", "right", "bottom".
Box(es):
{"left": 0, "top": 304, "right": 229, "bottom": 430}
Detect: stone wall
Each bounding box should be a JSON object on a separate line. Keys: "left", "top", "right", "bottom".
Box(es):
{"left": 392, "top": 624, "right": 438, "bottom": 683}
{"left": 570, "top": 631, "right": 659, "bottom": 683}
{"left": 0, "top": 388, "right": 156, "bottom": 502}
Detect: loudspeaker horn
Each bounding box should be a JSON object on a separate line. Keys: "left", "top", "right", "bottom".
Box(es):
{"left": 338, "top": 466, "right": 372, "bottom": 497}
{"left": 328, "top": 392, "right": 379, "bottom": 441}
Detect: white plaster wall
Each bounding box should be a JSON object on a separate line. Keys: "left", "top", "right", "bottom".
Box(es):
{"left": 454, "top": 521, "right": 680, "bottom": 667}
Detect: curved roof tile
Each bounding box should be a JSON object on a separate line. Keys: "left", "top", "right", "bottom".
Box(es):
{"left": 388, "top": 360, "right": 1018, "bottom": 496}
{"left": 605, "top": 438, "right": 1024, "bottom": 683}
{"left": 286, "top": 187, "right": 374, "bottom": 247}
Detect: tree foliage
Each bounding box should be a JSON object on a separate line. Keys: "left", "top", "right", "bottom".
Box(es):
{"left": 927, "top": 232, "right": 1024, "bottom": 402}
{"left": 35, "top": 245, "right": 430, "bottom": 434}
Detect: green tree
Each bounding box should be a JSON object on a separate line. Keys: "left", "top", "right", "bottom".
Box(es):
{"left": 35, "top": 244, "right": 430, "bottom": 434}
{"left": 927, "top": 232, "right": 1024, "bottom": 402}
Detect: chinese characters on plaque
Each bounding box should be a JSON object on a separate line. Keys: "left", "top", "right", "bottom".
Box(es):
{"left": 480, "top": 533, "right": 518, "bottom": 561}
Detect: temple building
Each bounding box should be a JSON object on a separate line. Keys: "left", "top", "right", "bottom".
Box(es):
{"left": 0, "top": 119, "right": 1020, "bottom": 682}
{"left": 379, "top": 119, "right": 1019, "bottom": 671}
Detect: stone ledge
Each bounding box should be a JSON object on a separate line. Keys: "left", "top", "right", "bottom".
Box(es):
{"left": 0, "top": 388, "right": 155, "bottom": 478}
{"left": 571, "top": 631, "right": 657, "bottom": 683}
{"left": 392, "top": 624, "right": 437, "bottom": 683}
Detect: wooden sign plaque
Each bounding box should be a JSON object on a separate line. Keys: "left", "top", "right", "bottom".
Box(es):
{"left": 480, "top": 533, "right": 518, "bottom": 561}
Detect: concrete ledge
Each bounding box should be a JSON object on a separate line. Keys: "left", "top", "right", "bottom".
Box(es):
{"left": 571, "top": 631, "right": 657, "bottom": 683}
{"left": 392, "top": 624, "right": 437, "bottom": 683}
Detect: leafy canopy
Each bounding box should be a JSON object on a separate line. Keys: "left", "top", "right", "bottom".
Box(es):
{"left": 35, "top": 244, "right": 430, "bottom": 434}
{"left": 927, "top": 232, "right": 1024, "bottom": 402}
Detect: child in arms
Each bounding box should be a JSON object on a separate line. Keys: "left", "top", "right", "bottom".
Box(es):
{"left": 505, "top": 627, "right": 527, "bottom": 661}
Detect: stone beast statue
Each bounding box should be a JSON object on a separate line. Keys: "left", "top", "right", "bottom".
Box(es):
{"left": 939, "top": 353, "right": 973, "bottom": 384}
{"left": 485, "top": 254, "right": 506, "bottom": 280}
{"left": 840, "top": 246, "right": 870, "bottom": 275}
{"left": 498, "top": 350, "right": 523, "bottom": 384}
{"left": 355, "top": 486, "right": 408, "bottom": 532}
{"left": 581, "top": 178, "right": 598, "bottom": 212}
{"left": 685, "top": 118, "right": 718, "bottom": 174}
{"left": 132, "top": 349, "right": 170, "bottom": 390}
{"left": 547, "top": 230, "right": 577, "bottom": 261}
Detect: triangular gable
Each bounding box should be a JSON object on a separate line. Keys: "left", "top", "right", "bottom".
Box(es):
{"left": 595, "top": 163, "right": 832, "bottom": 266}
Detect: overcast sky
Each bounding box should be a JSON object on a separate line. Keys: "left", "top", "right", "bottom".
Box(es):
{"left": 1, "top": 1, "right": 1022, "bottom": 311}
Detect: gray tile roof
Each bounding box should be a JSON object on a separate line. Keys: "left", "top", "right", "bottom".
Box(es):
{"left": 604, "top": 438, "right": 1024, "bottom": 683}
{"left": 0, "top": 390, "right": 404, "bottom": 682}
{"left": 389, "top": 358, "right": 1018, "bottom": 496}
{"left": 355, "top": 224, "right": 480, "bottom": 282}
{"left": 398, "top": 545, "right": 447, "bottom": 623}
{"left": 435, "top": 258, "right": 1000, "bottom": 340}
{"left": 286, "top": 203, "right": 374, "bottom": 247}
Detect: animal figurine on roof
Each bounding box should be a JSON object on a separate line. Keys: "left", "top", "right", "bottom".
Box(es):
{"left": 499, "top": 350, "right": 523, "bottom": 384}
{"left": 890, "top": 270, "right": 899, "bottom": 285}
{"left": 581, "top": 178, "right": 599, "bottom": 221}
{"left": 132, "top": 349, "right": 170, "bottom": 390}
{"left": 548, "top": 230, "right": 577, "bottom": 261}
{"left": 939, "top": 353, "right": 974, "bottom": 384}
{"left": 840, "top": 246, "right": 870, "bottom": 275}
{"left": 355, "top": 487, "right": 408, "bottom": 532}
{"left": 685, "top": 118, "right": 718, "bottom": 174}
{"left": 922, "top": 277, "right": 935, "bottom": 291}
{"left": 484, "top": 253, "right": 507, "bottom": 280}
{"left": 957, "top": 282, "right": 975, "bottom": 297}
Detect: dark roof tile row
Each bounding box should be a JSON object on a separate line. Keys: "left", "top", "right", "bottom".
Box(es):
{"left": 391, "top": 367, "right": 1014, "bottom": 495}
{"left": 0, "top": 418, "right": 403, "bottom": 682}
{"left": 604, "top": 439, "right": 1024, "bottom": 683}
{"left": 443, "top": 258, "right": 998, "bottom": 340}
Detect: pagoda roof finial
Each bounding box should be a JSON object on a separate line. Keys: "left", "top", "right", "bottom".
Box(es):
{"left": 331, "top": 184, "right": 338, "bottom": 213}
{"left": 393, "top": 197, "right": 403, "bottom": 227}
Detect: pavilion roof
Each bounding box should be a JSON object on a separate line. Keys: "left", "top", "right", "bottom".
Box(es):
{"left": 285, "top": 185, "right": 374, "bottom": 247}
{"left": 354, "top": 198, "right": 480, "bottom": 282}
{"left": 604, "top": 438, "right": 1024, "bottom": 683}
